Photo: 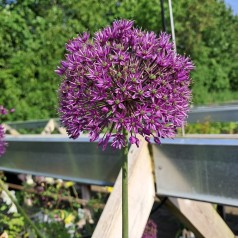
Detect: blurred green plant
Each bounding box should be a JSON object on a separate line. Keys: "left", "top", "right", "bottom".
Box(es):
{"left": 0, "top": 212, "right": 25, "bottom": 238}
{"left": 184, "top": 121, "right": 238, "bottom": 134}
{"left": 0, "top": 173, "right": 106, "bottom": 238}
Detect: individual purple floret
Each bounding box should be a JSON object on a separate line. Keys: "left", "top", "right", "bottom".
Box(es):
{"left": 56, "top": 20, "right": 194, "bottom": 150}
{"left": 142, "top": 219, "right": 157, "bottom": 238}
{"left": 0, "top": 124, "right": 6, "bottom": 157}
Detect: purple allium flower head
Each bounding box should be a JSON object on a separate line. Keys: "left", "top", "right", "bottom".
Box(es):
{"left": 0, "top": 105, "right": 12, "bottom": 157}
{"left": 142, "top": 219, "right": 157, "bottom": 238}
{"left": 56, "top": 20, "right": 194, "bottom": 150}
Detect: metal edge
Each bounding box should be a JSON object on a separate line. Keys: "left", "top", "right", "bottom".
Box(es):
{"left": 0, "top": 167, "right": 113, "bottom": 186}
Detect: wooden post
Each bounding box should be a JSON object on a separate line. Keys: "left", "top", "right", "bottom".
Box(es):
{"left": 92, "top": 137, "right": 155, "bottom": 238}
{"left": 166, "top": 198, "right": 234, "bottom": 238}
{"left": 81, "top": 185, "right": 91, "bottom": 201}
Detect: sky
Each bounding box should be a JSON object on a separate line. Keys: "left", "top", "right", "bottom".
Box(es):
{"left": 225, "top": 0, "right": 238, "bottom": 15}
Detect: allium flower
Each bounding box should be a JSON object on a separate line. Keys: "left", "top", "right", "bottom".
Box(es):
{"left": 0, "top": 105, "right": 14, "bottom": 157}
{"left": 56, "top": 20, "right": 194, "bottom": 149}
{"left": 0, "top": 105, "right": 8, "bottom": 157}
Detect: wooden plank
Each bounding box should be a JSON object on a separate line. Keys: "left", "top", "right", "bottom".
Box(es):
{"left": 0, "top": 232, "right": 8, "bottom": 238}
{"left": 91, "top": 185, "right": 112, "bottom": 193}
{"left": 41, "top": 119, "right": 55, "bottom": 135}
{"left": 2, "top": 123, "right": 20, "bottom": 136}
{"left": 92, "top": 137, "right": 155, "bottom": 238}
{"left": 166, "top": 198, "right": 234, "bottom": 238}
{"left": 54, "top": 121, "right": 68, "bottom": 135}
{"left": 81, "top": 185, "right": 91, "bottom": 200}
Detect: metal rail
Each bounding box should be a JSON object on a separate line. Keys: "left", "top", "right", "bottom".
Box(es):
{"left": 1, "top": 135, "right": 120, "bottom": 186}
{"left": 188, "top": 104, "right": 238, "bottom": 123}
{"left": 7, "top": 118, "right": 59, "bottom": 129}
{"left": 153, "top": 137, "right": 238, "bottom": 206}
{"left": 1, "top": 135, "right": 238, "bottom": 206}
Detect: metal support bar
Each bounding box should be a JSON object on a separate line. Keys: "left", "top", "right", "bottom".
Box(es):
{"left": 0, "top": 135, "right": 238, "bottom": 206}
{"left": 153, "top": 137, "right": 238, "bottom": 206}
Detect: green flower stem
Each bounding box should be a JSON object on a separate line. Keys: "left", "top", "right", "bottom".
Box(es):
{"left": 0, "top": 179, "right": 46, "bottom": 238}
{"left": 122, "top": 130, "right": 129, "bottom": 238}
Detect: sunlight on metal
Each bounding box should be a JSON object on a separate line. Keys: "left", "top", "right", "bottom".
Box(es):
{"left": 188, "top": 105, "right": 238, "bottom": 123}
{"left": 153, "top": 138, "right": 238, "bottom": 206}
{"left": 1, "top": 135, "right": 120, "bottom": 186}
{"left": 1, "top": 135, "right": 238, "bottom": 206}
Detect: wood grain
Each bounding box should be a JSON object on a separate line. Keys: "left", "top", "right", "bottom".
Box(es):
{"left": 92, "top": 137, "right": 155, "bottom": 238}
{"left": 166, "top": 198, "right": 234, "bottom": 238}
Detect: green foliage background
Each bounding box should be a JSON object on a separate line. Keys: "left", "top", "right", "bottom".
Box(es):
{"left": 0, "top": 0, "right": 238, "bottom": 121}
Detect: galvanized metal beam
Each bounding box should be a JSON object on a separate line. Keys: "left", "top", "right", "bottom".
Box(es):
{"left": 1, "top": 135, "right": 238, "bottom": 206}
{"left": 153, "top": 137, "right": 238, "bottom": 206}
{"left": 6, "top": 119, "right": 58, "bottom": 129}
{"left": 1, "top": 135, "right": 121, "bottom": 186}
{"left": 188, "top": 105, "right": 238, "bottom": 123}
